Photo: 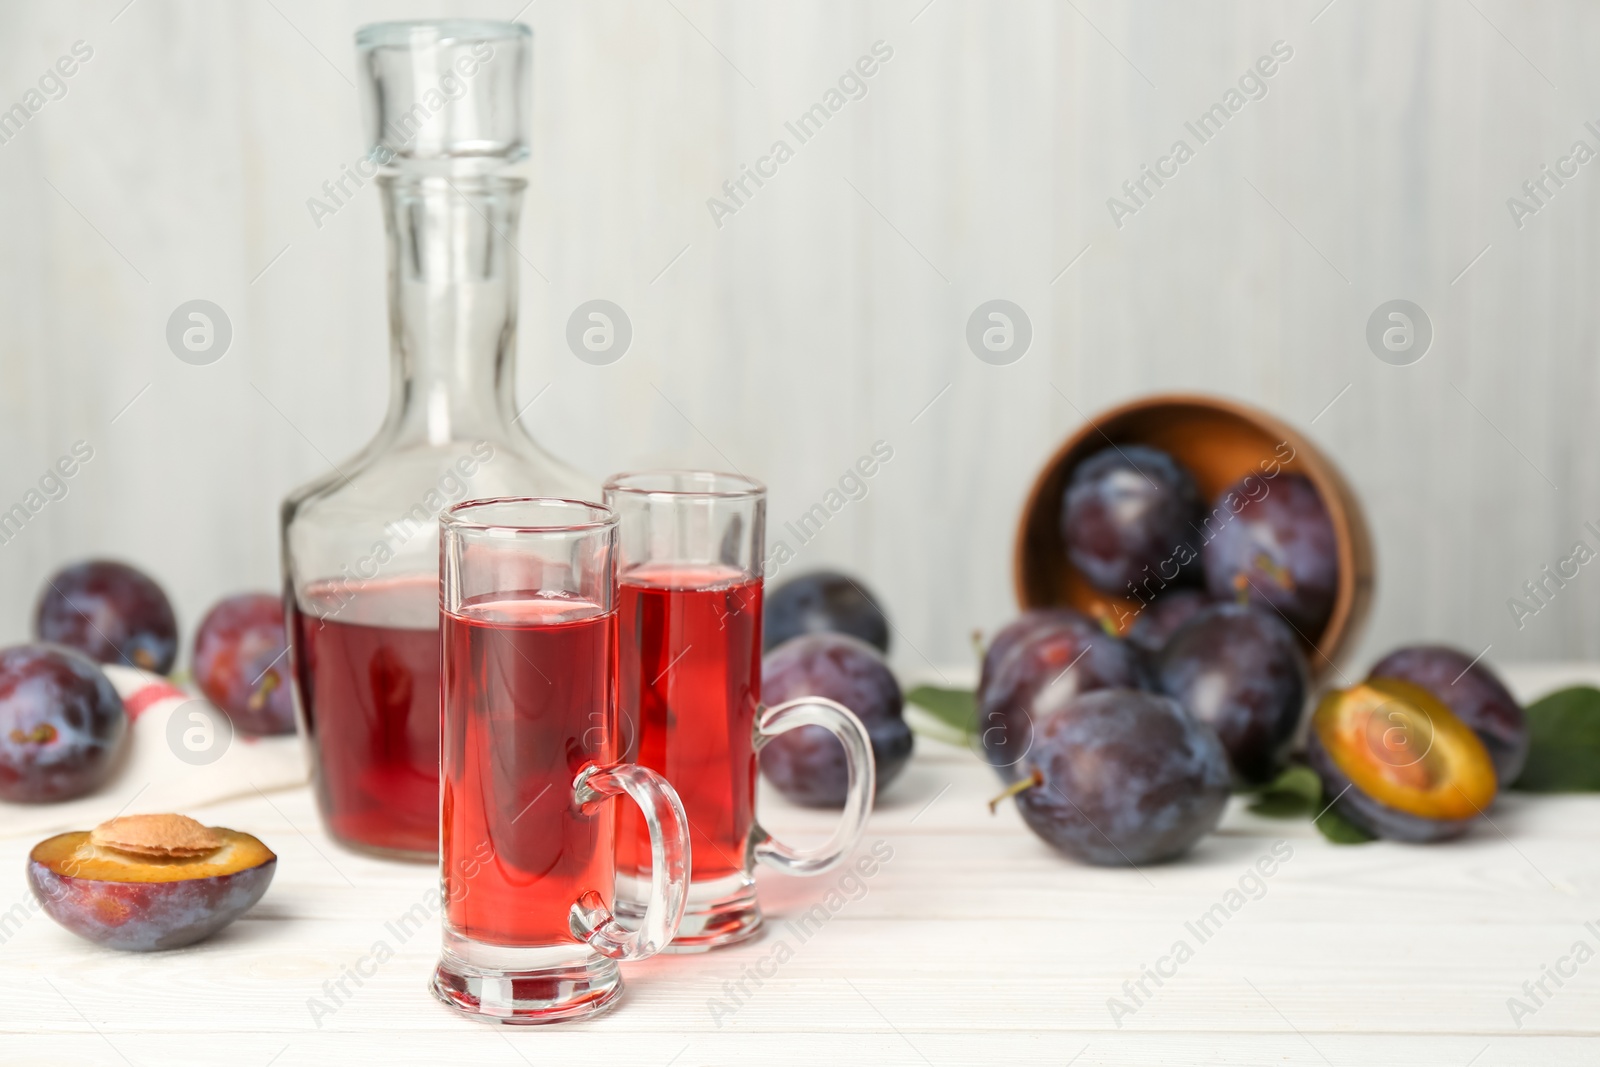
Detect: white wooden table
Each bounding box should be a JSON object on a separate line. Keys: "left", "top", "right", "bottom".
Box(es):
{"left": 5, "top": 665, "right": 1600, "bottom": 1066}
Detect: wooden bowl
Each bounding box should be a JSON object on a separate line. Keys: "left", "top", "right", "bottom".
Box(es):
{"left": 1014, "top": 393, "right": 1374, "bottom": 680}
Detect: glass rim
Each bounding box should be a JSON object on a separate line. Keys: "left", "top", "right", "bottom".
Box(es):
{"left": 356, "top": 20, "right": 530, "bottom": 49}
{"left": 441, "top": 496, "right": 616, "bottom": 534}
{"left": 602, "top": 470, "right": 766, "bottom": 500}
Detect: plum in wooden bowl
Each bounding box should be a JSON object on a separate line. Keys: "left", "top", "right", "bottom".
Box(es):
{"left": 1015, "top": 393, "right": 1375, "bottom": 681}
{"left": 27, "top": 814, "right": 276, "bottom": 951}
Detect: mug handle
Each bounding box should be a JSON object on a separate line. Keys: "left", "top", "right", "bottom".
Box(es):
{"left": 751, "top": 697, "right": 876, "bottom": 876}
{"left": 569, "top": 763, "right": 690, "bottom": 960}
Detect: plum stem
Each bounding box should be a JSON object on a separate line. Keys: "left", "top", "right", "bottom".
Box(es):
{"left": 1252, "top": 551, "right": 1295, "bottom": 591}
{"left": 987, "top": 770, "right": 1043, "bottom": 814}
{"left": 971, "top": 628, "right": 987, "bottom": 666}
{"left": 248, "top": 671, "right": 281, "bottom": 712}
{"left": 1090, "top": 604, "right": 1120, "bottom": 638}
{"left": 9, "top": 723, "right": 58, "bottom": 745}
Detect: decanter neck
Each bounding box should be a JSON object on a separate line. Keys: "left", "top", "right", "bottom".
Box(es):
{"left": 378, "top": 174, "right": 525, "bottom": 446}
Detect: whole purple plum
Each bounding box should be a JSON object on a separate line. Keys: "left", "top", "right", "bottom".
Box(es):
{"left": 1153, "top": 603, "right": 1308, "bottom": 785}
{"left": 761, "top": 633, "right": 911, "bottom": 807}
{"left": 764, "top": 570, "right": 889, "bottom": 653}
{"left": 1368, "top": 645, "right": 1527, "bottom": 785}
{"left": 34, "top": 561, "right": 178, "bottom": 674}
{"left": 1007, "top": 689, "right": 1231, "bottom": 866}
{"left": 979, "top": 610, "right": 1083, "bottom": 692}
{"left": 1060, "top": 445, "right": 1205, "bottom": 596}
{"left": 1125, "top": 588, "right": 1213, "bottom": 656}
{"left": 0, "top": 644, "right": 127, "bottom": 803}
{"left": 1201, "top": 473, "right": 1338, "bottom": 636}
{"left": 978, "top": 610, "right": 1143, "bottom": 781}
{"left": 193, "top": 593, "right": 295, "bottom": 735}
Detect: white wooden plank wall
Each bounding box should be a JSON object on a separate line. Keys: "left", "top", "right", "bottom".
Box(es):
{"left": 0, "top": 0, "right": 1596, "bottom": 674}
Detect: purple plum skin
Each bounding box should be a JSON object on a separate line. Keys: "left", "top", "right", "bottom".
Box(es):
{"left": 979, "top": 610, "right": 1083, "bottom": 692}
{"left": 1201, "top": 473, "right": 1338, "bottom": 636}
{"left": 765, "top": 571, "right": 890, "bottom": 654}
{"left": 1306, "top": 728, "right": 1475, "bottom": 843}
{"left": 1060, "top": 445, "right": 1204, "bottom": 596}
{"left": 1367, "top": 645, "right": 1528, "bottom": 786}
{"left": 193, "top": 593, "right": 295, "bottom": 736}
{"left": 760, "top": 633, "right": 911, "bottom": 807}
{"left": 34, "top": 561, "right": 179, "bottom": 674}
{"left": 1125, "top": 588, "right": 1214, "bottom": 656}
{"left": 0, "top": 645, "right": 126, "bottom": 803}
{"left": 1153, "top": 604, "right": 1308, "bottom": 785}
{"left": 1014, "top": 689, "right": 1231, "bottom": 866}
{"left": 27, "top": 858, "right": 276, "bottom": 951}
{"left": 979, "top": 610, "right": 1144, "bottom": 781}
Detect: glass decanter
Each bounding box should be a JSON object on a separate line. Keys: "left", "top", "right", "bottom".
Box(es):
{"left": 282, "top": 20, "right": 594, "bottom": 860}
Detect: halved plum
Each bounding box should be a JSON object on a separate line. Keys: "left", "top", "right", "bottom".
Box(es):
{"left": 1367, "top": 645, "right": 1528, "bottom": 786}
{"left": 28, "top": 814, "right": 276, "bottom": 950}
{"left": 1306, "top": 679, "right": 1497, "bottom": 843}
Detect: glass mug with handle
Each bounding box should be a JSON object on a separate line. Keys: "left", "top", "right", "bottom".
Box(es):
{"left": 433, "top": 498, "right": 690, "bottom": 1023}
{"left": 604, "top": 471, "right": 876, "bottom": 951}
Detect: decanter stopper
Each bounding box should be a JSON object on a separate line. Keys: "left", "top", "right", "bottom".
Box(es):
{"left": 356, "top": 20, "right": 531, "bottom": 172}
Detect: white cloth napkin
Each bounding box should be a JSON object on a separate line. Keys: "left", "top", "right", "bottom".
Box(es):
{"left": 0, "top": 665, "right": 308, "bottom": 840}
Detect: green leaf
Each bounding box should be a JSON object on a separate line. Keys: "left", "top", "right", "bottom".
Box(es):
{"left": 1314, "top": 802, "right": 1376, "bottom": 845}
{"left": 905, "top": 685, "right": 976, "bottom": 739}
{"left": 1512, "top": 686, "right": 1600, "bottom": 792}
{"left": 1240, "top": 762, "right": 1374, "bottom": 842}
{"left": 1246, "top": 764, "right": 1322, "bottom": 818}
